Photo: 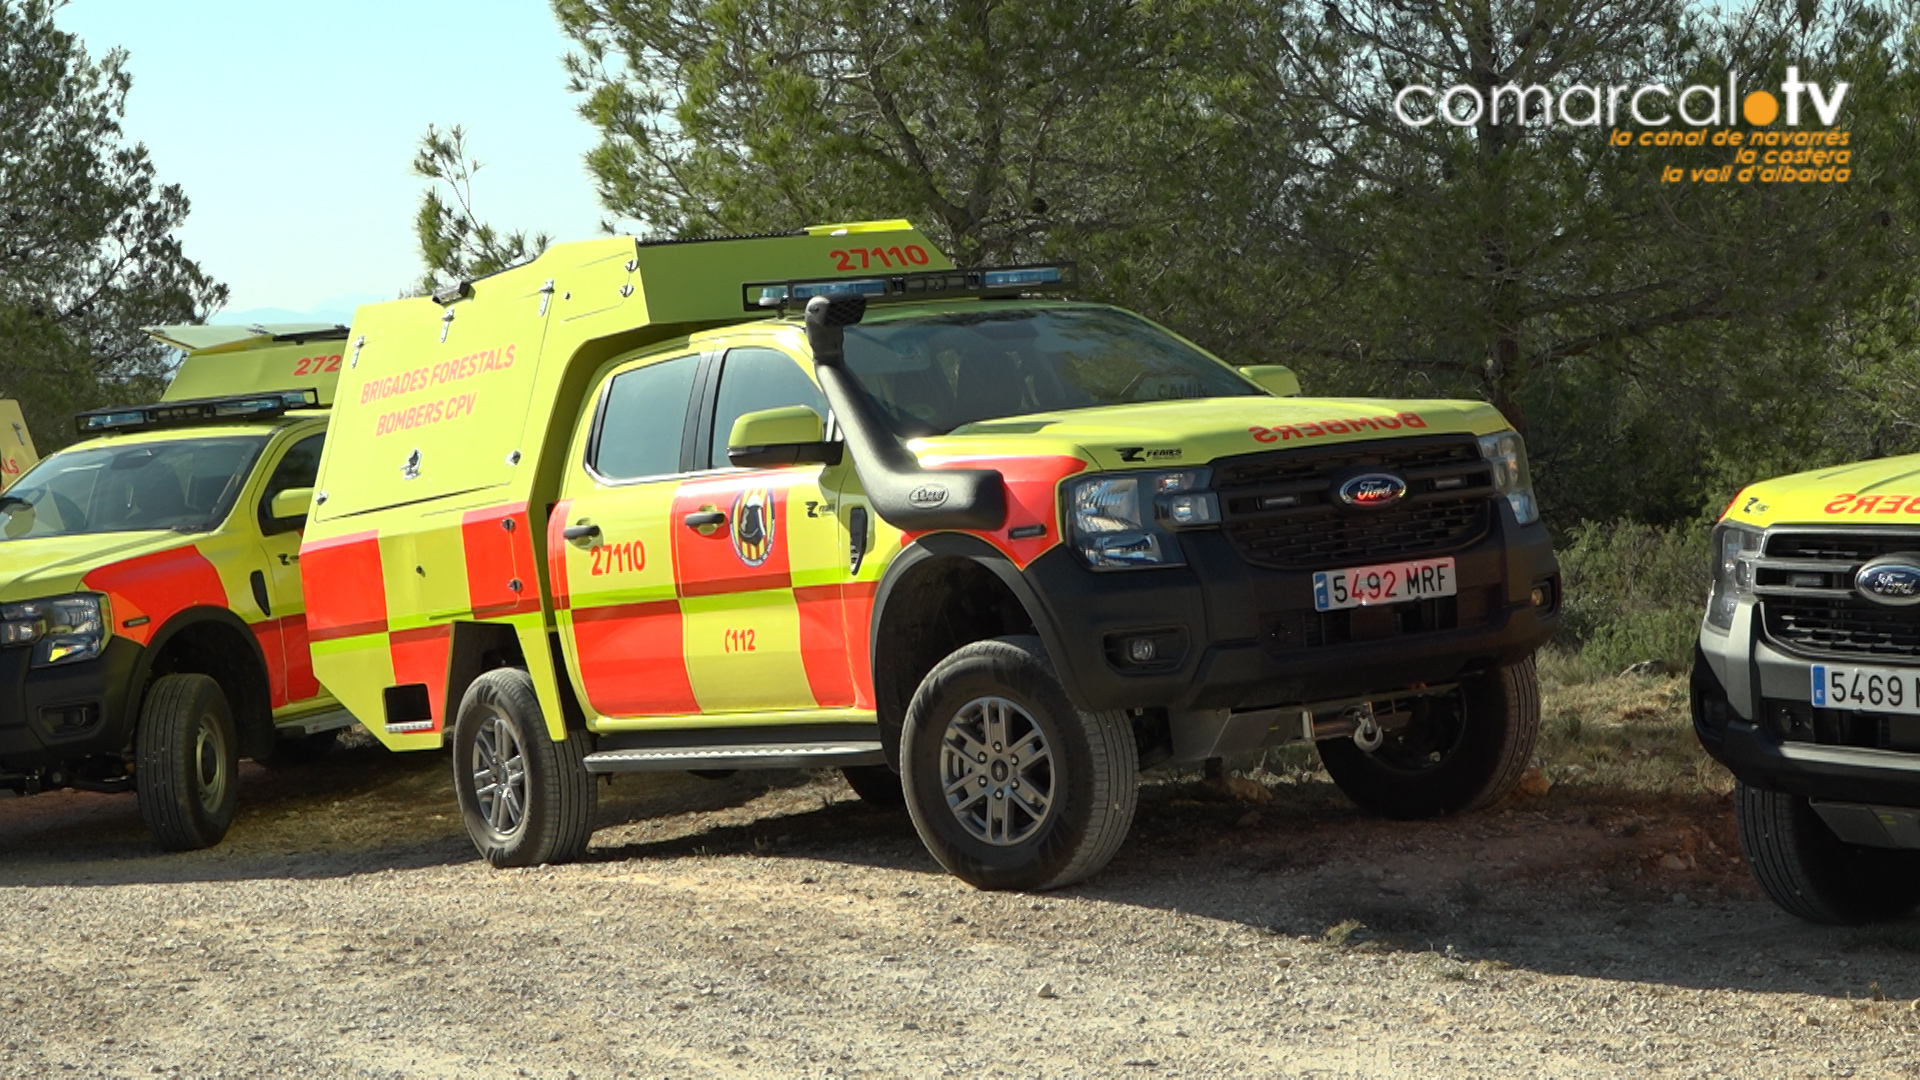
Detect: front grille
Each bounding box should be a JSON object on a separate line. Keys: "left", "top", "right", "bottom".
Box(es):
{"left": 1213, "top": 435, "right": 1495, "bottom": 571}
{"left": 1757, "top": 529, "right": 1920, "bottom": 660}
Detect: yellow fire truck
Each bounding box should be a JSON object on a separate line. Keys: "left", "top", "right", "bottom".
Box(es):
{"left": 302, "top": 222, "right": 1559, "bottom": 889}
{"left": 0, "top": 324, "right": 351, "bottom": 849}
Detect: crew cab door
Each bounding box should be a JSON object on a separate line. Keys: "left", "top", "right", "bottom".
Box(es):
{"left": 670, "top": 343, "right": 864, "bottom": 714}
{"left": 250, "top": 429, "right": 328, "bottom": 712}
{"left": 551, "top": 352, "right": 706, "bottom": 719}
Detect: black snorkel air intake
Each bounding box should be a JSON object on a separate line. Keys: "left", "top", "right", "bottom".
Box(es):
{"left": 805, "top": 294, "right": 1006, "bottom": 531}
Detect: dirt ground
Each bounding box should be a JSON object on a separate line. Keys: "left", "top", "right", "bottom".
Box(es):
{"left": 2, "top": 676, "right": 1918, "bottom": 1078}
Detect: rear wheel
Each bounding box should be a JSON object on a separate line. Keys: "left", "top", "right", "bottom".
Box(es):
{"left": 135, "top": 674, "right": 240, "bottom": 851}
{"left": 1318, "top": 657, "right": 1540, "bottom": 819}
{"left": 1735, "top": 782, "right": 1920, "bottom": 925}
{"left": 901, "top": 636, "right": 1137, "bottom": 891}
{"left": 451, "top": 669, "right": 597, "bottom": 868}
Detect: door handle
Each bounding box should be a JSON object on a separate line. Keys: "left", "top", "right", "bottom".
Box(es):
{"left": 684, "top": 509, "right": 727, "bottom": 531}
{"left": 563, "top": 522, "right": 601, "bottom": 544}
{"left": 250, "top": 570, "right": 271, "bottom": 618}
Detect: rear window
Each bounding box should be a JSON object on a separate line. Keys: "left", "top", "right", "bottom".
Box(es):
{"left": 591, "top": 354, "right": 700, "bottom": 480}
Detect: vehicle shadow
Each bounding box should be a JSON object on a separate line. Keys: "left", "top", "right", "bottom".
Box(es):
{"left": 586, "top": 770, "right": 1920, "bottom": 1004}
{"left": 0, "top": 741, "right": 819, "bottom": 888}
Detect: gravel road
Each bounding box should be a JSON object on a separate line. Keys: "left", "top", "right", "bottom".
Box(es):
{"left": 2, "top": 729, "right": 1918, "bottom": 1078}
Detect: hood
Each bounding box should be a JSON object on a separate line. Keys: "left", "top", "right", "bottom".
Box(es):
{"left": 912, "top": 396, "right": 1512, "bottom": 470}
{"left": 1727, "top": 454, "right": 1920, "bottom": 528}
{"left": 0, "top": 531, "right": 190, "bottom": 602}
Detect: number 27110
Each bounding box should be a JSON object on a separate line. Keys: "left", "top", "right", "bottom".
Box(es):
{"left": 831, "top": 245, "right": 930, "bottom": 271}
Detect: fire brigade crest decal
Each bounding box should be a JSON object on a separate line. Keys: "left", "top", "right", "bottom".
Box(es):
{"left": 730, "top": 486, "right": 776, "bottom": 567}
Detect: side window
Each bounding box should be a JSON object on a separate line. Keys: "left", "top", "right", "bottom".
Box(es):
{"left": 591, "top": 354, "right": 700, "bottom": 481}
{"left": 259, "top": 433, "right": 325, "bottom": 530}
{"left": 707, "top": 347, "right": 829, "bottom": 469}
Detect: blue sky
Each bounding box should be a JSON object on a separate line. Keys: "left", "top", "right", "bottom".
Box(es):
{"left": 55, "top": 1, "right": 608, "bottom": 324}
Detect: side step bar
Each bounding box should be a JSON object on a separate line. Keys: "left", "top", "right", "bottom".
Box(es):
{"left": 582, "top": 741, "right": 885, "bottom": 774}
{"left": 282, "top": 708, "right": 359, "bottom": 736}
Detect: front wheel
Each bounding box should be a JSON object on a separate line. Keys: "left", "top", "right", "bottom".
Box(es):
{"left": 451, "top": 669, "right": 597, "bottom": 868}
{"left": 901, "top": 636, "right": 1137, "bottom": 891}
{"left": 1318, "top": 656, "right": 1540, "bottom": 819}
{"left": 135, "top": 674, "right": 240, "bottom": 850}
{"left": 1735, "top": 782, "right": 1920, "bottom": 925}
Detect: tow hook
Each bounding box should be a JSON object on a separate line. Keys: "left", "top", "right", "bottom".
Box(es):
{"left": 1349, "top": 703, "right": 1383, "bottom": 753}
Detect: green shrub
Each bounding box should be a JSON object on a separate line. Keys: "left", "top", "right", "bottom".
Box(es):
{"left": 1550, "top": 520, "right": 1710, "bottom": 680}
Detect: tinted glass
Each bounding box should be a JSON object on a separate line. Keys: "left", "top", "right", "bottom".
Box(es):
{"left": 593, "top": 354, "right": 699, "bottom": 480}
{"left": 0, "top": 436, "right": 268, "bottom": 539}
{"left": 840, "top": 307, "right": 1257, "bottom": 437}
{"left": 708, "top": 347, "right": 829, "bottom": 469}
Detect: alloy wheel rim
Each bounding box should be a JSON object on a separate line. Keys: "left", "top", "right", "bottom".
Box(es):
{"left": 471, "top": 706, "right": 529, "bottom": 841}
{"left": 194, "top": 712, "right": 229, "bottom": 814}
{"left": 939, "top": 695, "right": 1055, "bottom": 846}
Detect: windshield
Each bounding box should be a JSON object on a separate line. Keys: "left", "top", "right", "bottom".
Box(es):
{"left": 841, "top": 307, "right": 1259, "bottom": 437}
{"left": 0, "top": 436, "right": 267, "bottom": 540}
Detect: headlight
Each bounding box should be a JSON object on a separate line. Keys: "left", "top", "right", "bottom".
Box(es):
{"left": 1478, "top": 430, "right": 1539, "bottom": 526}
{"left": 0, "top": 593, "right": 110, "bottom": 667}
{"left": 1066, "top": 468, "right": 1218, "bottom": 570}
{"left": 1705, "top": 523, "right": 1762, "bottom": 631}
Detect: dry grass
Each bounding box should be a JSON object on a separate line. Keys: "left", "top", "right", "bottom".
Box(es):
{"left": 1538, "top": 666, "right": 1732, "bottom": 798}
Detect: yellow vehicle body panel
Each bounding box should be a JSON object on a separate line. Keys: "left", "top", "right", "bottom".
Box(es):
{"left": 151, "top": 323, "right": 349, "bottom": 406}
{"left": 1723, "top": 455, "right": 1920, "bottom": 527}
{"left": 0, "top": 400, "right": 39, "bottom": 489}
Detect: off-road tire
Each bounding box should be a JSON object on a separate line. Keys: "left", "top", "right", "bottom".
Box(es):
{"left": 1319, "top": 656, "right": 1540, "bottom": 819}
{"left": 260, "top": 728, "right": 340, "bottom": 767}
{"left": 1735, "top": 782, "right": 1920, "bottom": 925}
{"left": 841, "top": 765, "right": 905, "bottom": 809}
{"left": 135, "top": 674, "right": 240, "bottom": 851}
{"left": 452, "top": 668, "right": 597, "bottom": 868}
{"left": 901, "top": 636, "right": 1137, "bottom": 891}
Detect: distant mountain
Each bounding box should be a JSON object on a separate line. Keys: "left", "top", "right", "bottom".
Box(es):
{"left": 214, "top": 292, "right": 389, "bottom": 328}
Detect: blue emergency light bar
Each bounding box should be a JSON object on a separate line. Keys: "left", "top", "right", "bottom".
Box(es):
{"left": 75, "top": 389, "right": 322, "bottom": 436}
{"left": 744, "top": 263, "right": 1076, "bottom": 312}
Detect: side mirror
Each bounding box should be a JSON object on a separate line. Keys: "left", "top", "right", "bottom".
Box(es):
{"left": 1239, "top": 364, "right": 1301, "bottom": 397}
{"left": 268, "top": 486, "right": 314, "bottom": 527}
{"left": 727, "top": 406, "right": 842, "bottom": 468}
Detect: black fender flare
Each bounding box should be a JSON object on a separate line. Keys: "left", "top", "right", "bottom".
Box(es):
{"left": 866, "top": 533, "right": 1085, "bottom": 767}
{"left": 127, "top": 606, "right": 274, "bottom": 757}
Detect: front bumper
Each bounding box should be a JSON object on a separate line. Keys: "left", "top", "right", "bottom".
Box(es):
{"left": 1695, "top": 612, "right": 1920, "bottom": 810}
{"left": 0, "top": 636, "right": 142, "bottom": 773}
{"left": 1022, "top": 501, "right": 1559, "bottom": 718}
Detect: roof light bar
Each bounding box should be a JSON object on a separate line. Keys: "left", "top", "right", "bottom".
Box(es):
{"left": 74, "top": 388, "right": 321, "bottom": 436}
{"left": 744, "top": 263, "right": 1075, "bottom": 312}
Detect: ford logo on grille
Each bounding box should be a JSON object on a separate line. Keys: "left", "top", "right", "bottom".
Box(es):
{"left": 1338, "top": 473, "right": 1407, "bottom": 508}
{"left": 1855, "top": 556, "right": 1920, "bottom": 607}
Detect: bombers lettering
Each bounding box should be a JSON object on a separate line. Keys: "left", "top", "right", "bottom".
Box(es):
{"left": 375, "top": 393, "right": 478, "bottom": 436}
{"left": 1249, "top": 412, "right": 1428, "bottom": 445}
{"left": 360, "top": 344, "right": 517, "bottom": 405}
{"left": 1823, "top": 493, "right": 1920, "bottom": 515}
